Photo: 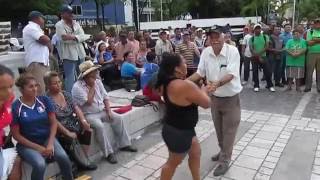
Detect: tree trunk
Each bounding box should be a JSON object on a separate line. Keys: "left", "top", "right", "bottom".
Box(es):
{"left": 101, "top": 3, "right": 105, "bottom": 30}
{"left": 95, "top": 0, "right": 101, "bottom": 30}
{"left": 132, "top": 0, "right": 139, "bottom": 30}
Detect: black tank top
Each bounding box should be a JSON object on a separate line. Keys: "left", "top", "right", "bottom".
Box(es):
{"left": 163, "top": 78, "right": 199, "bottom": 130}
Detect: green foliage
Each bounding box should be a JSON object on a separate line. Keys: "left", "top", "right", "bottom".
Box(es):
{"left": 0, "top": 0, "right": 63, "bottom": 21}
{"left": 299, "top": 0, "right": 320, "bottom": 20}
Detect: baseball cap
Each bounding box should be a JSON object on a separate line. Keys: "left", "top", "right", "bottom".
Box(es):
{"left": 314, "top": 18, "right": 320, "bottom": 23}
{"left": 207, "top": 25, "right": 222, "bottom": 35}
{"left": 28, "top": 11, "right": 45, "bottom": 20}
{"left": 254, "top": 24, "right": 262, "bottom": 29}
{"left": 61, "top": 4, "right": 73, "bottom": 13}
{"left": 196, "top": 28, "right": 203, "bottom": 32}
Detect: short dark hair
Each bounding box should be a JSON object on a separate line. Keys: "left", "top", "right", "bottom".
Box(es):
{"left": 284, "top": 24, "right": 291, "bottom": 27}
{"left": 123, "top": 51, "right": 133, "bottom": 60}
{"left": 15, "top": 73, "right": 37, "bottom": 89}
{"left": 146, "top": 51, "right": 156, "bottom": 63}
{"left": 0, "top": 64, "right": 14, "bottom": 78}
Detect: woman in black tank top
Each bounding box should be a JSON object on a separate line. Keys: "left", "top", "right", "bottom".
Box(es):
{"left": 155, "top": 53, "right": 210, "bottom": 180}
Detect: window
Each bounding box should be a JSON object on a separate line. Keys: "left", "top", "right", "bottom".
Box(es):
{"left": 72, "top": 5, "right": 82, "bottom": 16}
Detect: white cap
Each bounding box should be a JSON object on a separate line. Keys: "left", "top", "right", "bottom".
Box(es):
{"left": 254, "top": 24, "right": 262, "bottom": 29}
{"left": 196, "top": 28, "right": 203, "bottom": 32}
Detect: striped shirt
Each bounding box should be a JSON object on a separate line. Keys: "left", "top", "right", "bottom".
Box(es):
{"left": 175, "top": 42, "right": 197, "bottom": 69}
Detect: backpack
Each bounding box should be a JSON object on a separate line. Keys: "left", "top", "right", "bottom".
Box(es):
{"left": 131, "top": 95, "right": 159, "bottom": 111}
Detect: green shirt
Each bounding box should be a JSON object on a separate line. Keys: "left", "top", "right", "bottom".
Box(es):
{"left": 250, "top": 34, "right": 270, "bottom": 57}
{"left": 285, "top": 39, "right": 307, "bottom": 67}
{"left": 307, "top": 29, "right": 320, "bottom": 53}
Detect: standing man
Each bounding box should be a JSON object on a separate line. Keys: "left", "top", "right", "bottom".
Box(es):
{"left": 280, "top": 24, "right": 293, "bottom": 84}
{"left": 195, "top": 28, "right": 204, "bottom": 50}
{"left": 305, "top": 19, "right": 320, "bottom": 93}
{"left": 23, "top": 11, "right": 51, "bottom": 95}
{"left": 250, "top": 24, "right": 275, "bottom": 92}
{"left": 269, "top": 25, "right": 285, "bottom": 87}
{"left": 114, "top": 31, "right": 135, "bottom": 62}
{"left": 170, "top": 28, "right": 183, "bottom": 50}
{"left": 55, "top": 4, "right": 90, "bottom": 92}
{"left": 175, "top": 31, "right": 200, "bottom": 76}
{"left": 241, "top": 26, "right": 253, "bottom": 85}
{"left": 128, "top": 31, "right": 140, "bottom": 55}
{"left": 155, "top": 31, "right": 173, "bottom": 63}
{"left": 188, "top": 26, "right": 242, "bottom": 176}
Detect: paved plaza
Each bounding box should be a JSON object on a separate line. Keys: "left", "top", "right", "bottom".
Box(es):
{"left": 80, "top": 83, "right": 320, "bottom": 180}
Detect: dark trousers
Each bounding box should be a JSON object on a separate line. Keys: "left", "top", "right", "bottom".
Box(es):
{"left": 271, "top": 56, "right": 283, "bottom": 84}
{"left": 243, "top": 56, "right": 251, "bottom": 81}
{"left": 252, "top": 57, "right": 274, "bottom": 88}
{"left": 281, "top": 54, "right": 287, "bottom": 82}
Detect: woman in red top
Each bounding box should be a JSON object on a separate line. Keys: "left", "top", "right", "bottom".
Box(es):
{"left": 0, "top": 64, "right": 21, "bottom": 180}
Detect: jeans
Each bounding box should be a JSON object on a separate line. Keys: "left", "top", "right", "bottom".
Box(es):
{"left": 17, "top": 139, "right": 73, "bottom": 180}
{"left": 252, "top": 57, "right": 273, "bottom": 88}
{"left": 63, "top": 59, "right": 84, "bottom": 93}
{"left": 243, "top": 56, "right": 251, "bottom": 81}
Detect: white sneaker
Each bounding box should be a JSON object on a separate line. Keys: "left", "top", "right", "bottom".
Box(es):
{"left": 242, "top": 81, "right": 248, "bottom": 85}
{"left": 254, "top": 88, "right": 259, "bottom": 92}
{"left": 269, "top": 87, "right": 276, "bottom": 92}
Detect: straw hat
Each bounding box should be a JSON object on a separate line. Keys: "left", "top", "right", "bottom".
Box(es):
{"left": 78, "top": 61, "right": 101, "bottom": 79}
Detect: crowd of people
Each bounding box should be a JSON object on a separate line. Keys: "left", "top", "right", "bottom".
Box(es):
{"left": 1, "top": 3, "right": 320, "bottom": 180}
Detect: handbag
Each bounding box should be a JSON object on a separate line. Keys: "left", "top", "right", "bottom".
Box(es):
{"left": 131, "top": 95, "right": 159, "bottom": 112}
{"left": 3, "top": 132, "right": 14, "bottom": 149}
{"left": 60, "top": 114, "right": 81, "bottom": 134}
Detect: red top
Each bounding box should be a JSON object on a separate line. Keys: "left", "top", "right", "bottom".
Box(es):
{"left": 0, "top": 95, "right": 14, "bottom": 147}
{"left": 143, "top": 86, "right": 162, "bottom": 102}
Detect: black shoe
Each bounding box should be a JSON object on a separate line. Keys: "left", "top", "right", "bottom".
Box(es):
{"left": 211, "top": 153, "right": 220, "bottom": 161}
{"left": 213, "top": 162, "right": 230, "bottom": 176}
{"left": 120, "top": 146, "right": 138, "bottom": 152}
{"left": 79, "top": 164, "right": 98, "bottom": 171}
{"left": 275, "top": 83, "right": 284, "bottom": 87}
{"left": 304, "top": 89, "right": 311, "bottom": 92}
{"left": 105, "top": 154, "right": 118, "bottom": 164}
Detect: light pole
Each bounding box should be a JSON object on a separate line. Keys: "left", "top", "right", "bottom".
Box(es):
{"left": 160, "top": 0, "right": 163, "bottom": 21}
{"left": 292, "top": 0, "right": 296, "bottom": 28}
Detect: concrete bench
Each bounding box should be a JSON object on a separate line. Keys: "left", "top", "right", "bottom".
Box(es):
{"left": 21, "top": 89, "right": 164, "bottom": 180}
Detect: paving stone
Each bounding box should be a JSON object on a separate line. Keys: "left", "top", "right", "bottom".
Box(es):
{"left": 112, "top": 167, "right": 127, "bottom": 176}
{"left": 234, "top": 145, "right": 246, "bottom": 151}
{"left": 115, "top": 177, "right": 128, "bottom": 180}
{"left": 316, "top": 151, "right": 320, "bottom": 158}
{"left": 135, "top": 153, "right": 148, "bottom": 161}
{"left": 233, "top": 149, "right": 241, "bottom": 155}
{"left": 261, "top": 125, "right": 283, "bottom": 133}
{"left": 276, "top": 138, "right": 288, "bottom": 144}
{"left": 255, "top": 131, "right": 279, "bottom": 141}
{"left": 271, "top": 146, "right": 285, "bottom": 153}
{"left": 262, "top": 161, "right": 277, "bottom": 169}
{"left": 288, "top": 120, "right": 309, "bottom": 127}
{"left": 314, "top": 158, "right": 320, "bottom": 166}
{"left": 224, "top": 165, "right": 257, "bottom": 180}
{"left": 249, "top": 138, "right": 274, "bottom": 149}
{"left": 121, "top": 165, "right": 154, "bottom": 180}
{"left": 274, "top": 142, "right": 286, "bottom": 148}
{"left": 123, "top": 160, "right": 137, "bottom": 168}
{"left": 313, "top": 165, "right": 320, "bottom": 174}
{"left": 152, "top": 169, "right": 161, "bottom": 178}
{"left": 259, "top": 167, "right": 274, "bottom": 175}
{"left": 242, "top": 146, "right": 269, "bottom": 159}
{"left": 103, "top": 175, "right": 117, "bottom": 180}
{"left": 145, "top": 146, "right": 158, "bottom": 154}
{"left": 140, "top": 155, "right": 166, "bottom": 170}
{"left": 265, "top": 156, "right": 279, "bottom": 163}
{"left": 240, "top": 137, "right": 252, "bottom": 142}
{"left": 152, "top": 146, "right": 169, "bottom": 158}
{"left": 233, "top": 154, "right": 264, "bottom": 170}
{"left": 268, "top": 151, "right": 282, "bottom": 158}
{"left": 279, "top": 134, "right": 290, "bottom": 139}
{"left": 244, "top": 133, "right": 255, "bottom": 139}
{"left": 311, "top": 173, "right": 320, "bottom": 180}
{"left": 237, "top": 141, "right": 249, "bottom": 146}
{"left": 254, "top": 173, "right": 270, "bottom": 180}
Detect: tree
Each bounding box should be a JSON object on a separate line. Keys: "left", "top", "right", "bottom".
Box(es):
{"left": 0, "top": 0, "right": 63, "bottom": 22}
{"left": 299, "top": 0, "right": 320, "bottom": 20}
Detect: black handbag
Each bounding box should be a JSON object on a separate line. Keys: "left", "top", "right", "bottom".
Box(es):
{"left": 3, "top": 132, "right": 14, "bottom": 149}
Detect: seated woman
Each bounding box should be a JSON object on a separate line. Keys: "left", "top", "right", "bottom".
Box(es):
{"left": 121, "top": 51, "right": 141, "bottom": 91}
{"left": 44, "top": 71, "right": 97, "bottom": 171}
{"left": 97, "top": 42, "right": 121, "bottom": 89}
{"left": 136, "top": 40, "right": 150, "bottom": 68}
{"left": 140, "top": 51, "right": 159, "bottom": 89}
{"left": 11, "top": 73, "right": 73, "bottom": 180}
{"left": 0, "top": 65, "right": 21, "bottom": 180}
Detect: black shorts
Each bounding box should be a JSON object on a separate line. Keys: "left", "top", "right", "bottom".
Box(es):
{"left": 162, "top": 123, "right": 196, "bottom": 154}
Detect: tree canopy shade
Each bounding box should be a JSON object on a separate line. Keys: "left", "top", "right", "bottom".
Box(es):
{"left": 0, "top": 0, "right": 63, "bottom": 21}
{"left": 298, "top": 0, "right": 320, "bottom": 20}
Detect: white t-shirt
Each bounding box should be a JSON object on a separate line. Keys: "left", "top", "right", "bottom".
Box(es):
{"left": 23, "top": 21, "right": 49, "bottom": 67}
{"left": 197, "top": 43, "right": 243, "bottom": 97}
{"left": 242, "top": 34, "right": 252, "bottom": 57}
